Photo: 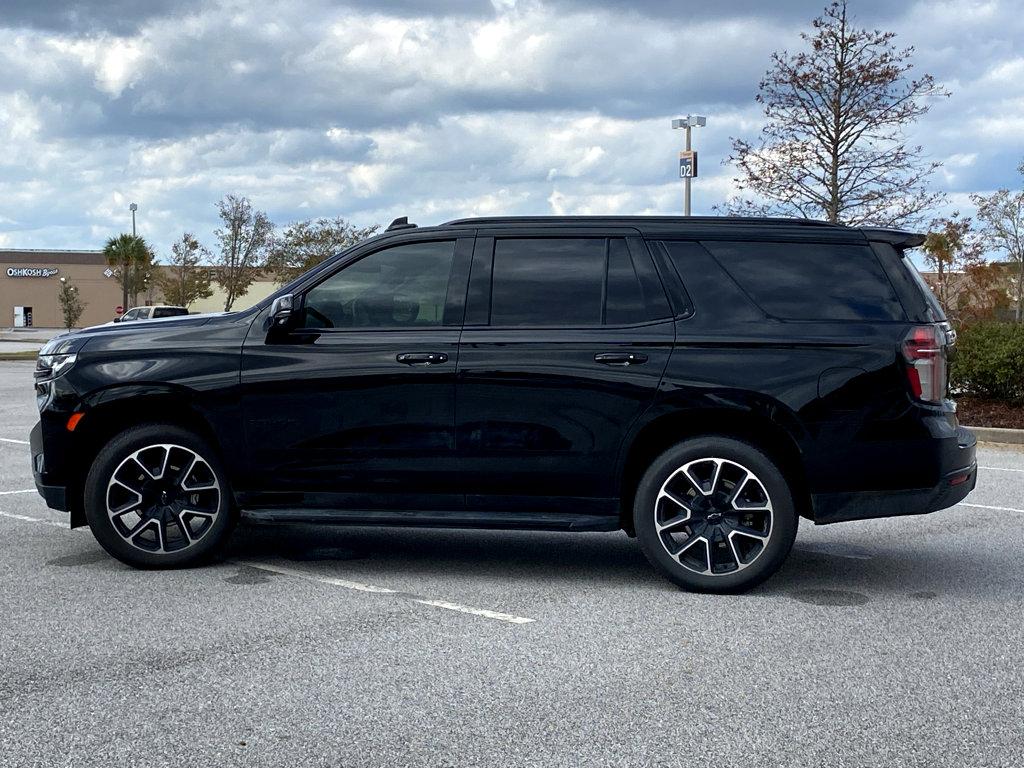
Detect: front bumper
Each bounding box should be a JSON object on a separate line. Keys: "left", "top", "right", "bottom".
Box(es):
{"left": 812, "top": 426, "right": 978, "bottom": 524}
{"left": 30, "top": 421, "right": 70, "bottom": 512}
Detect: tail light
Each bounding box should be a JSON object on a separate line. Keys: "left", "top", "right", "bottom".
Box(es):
{"left": 902, "top": 325, "right": 946, "bottom": 404}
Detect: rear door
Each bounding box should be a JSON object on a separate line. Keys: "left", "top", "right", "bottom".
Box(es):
{"left": 456, "top": 229, "right": 674, "bottom": 515}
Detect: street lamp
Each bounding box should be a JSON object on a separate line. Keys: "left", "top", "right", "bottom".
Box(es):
{"left": 671, "top": 115, "right": 706, "bottom": 216}
{"left": 129, "top": 202, "right": 138, "bottom": 236}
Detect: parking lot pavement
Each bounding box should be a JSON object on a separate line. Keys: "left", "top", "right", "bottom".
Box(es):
{"left": 1, "top": 360, "right": 1022, "bottom": 767}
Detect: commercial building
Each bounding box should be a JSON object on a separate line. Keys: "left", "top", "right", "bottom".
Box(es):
{"left": 1, "top": 249, "right": 121, "bottom": 328}
{"left": 1, "top": 248, "right": 282, "bottom": 328}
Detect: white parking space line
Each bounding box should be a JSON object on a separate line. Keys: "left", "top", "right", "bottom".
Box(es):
{"left": 411, "top": 598, "right": 536, "bottom": 624}
{"left": 958, "top": 502, "right": 1024, "bottom": 514}
{"left": 0, "top": 509, "right": 537, "bottom": 624}
{"left": 234, "top": 559, "right": 536, "bottom": 625}
{"left": 0, "top": 489, "right": 35, "bottom": 495}
{"left": 0, "top": 510, "right": 70, "bottom": 528}
{"left": 231, "top": 560, "right": 401, "bottom": 594}
{"left": 979, "top": 466, "right": 1024, "bottom": 473}
{"left": 0, "top": 437, "right": 29, "bottom": 445}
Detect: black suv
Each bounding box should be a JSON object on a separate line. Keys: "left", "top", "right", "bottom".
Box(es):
{"left": 31, "top": 216, "right": 977, "bottom": 592}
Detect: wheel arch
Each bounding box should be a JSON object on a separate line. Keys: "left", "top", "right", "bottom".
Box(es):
{"left": 66, "top": 386, "right": 229, "bottom": 527}
{"left": 617, "top": 406, "right": 812, "bottom": 534}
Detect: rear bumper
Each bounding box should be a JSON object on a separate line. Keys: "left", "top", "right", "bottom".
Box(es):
{"left": 812, "top": 426, "right": 977, "bottom": 524}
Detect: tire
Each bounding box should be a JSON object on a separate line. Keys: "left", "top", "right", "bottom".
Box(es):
{"left": 634, "top": 436, "right": 798, "bottom": 593}
{"left": 84, "top": 423, "right": 235, "bottom": 569}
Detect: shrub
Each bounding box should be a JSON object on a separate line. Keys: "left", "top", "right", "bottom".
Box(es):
{"left": 950, "top": 322, "right": 1024, "bottom": 405}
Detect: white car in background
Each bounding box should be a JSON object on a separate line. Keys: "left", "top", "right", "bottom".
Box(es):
{"left": 114, "top": 305, "right": 189, "bottom": 323}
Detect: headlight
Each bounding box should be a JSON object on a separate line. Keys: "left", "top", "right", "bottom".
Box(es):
{"left": 35, "top": 335, "right": 86, "bottom": 381}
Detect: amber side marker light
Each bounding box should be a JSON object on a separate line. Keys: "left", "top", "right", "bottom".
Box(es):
{"left": 948, "top": 472, "right": 971, "bottom": 487}
{"left": 66, "top": 413, "right": 85, "bottom": 432}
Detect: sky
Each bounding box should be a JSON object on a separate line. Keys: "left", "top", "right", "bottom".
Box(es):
{"left": 1, "top": 0, "right": 1023, "bottom": 259}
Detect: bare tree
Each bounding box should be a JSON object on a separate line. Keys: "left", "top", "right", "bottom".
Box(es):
{"left": 970, "top": 160, "right": 1024, "bottom": 322}
{"left": 158, "top": 233, "right": 214, "bottom": 309}
{"left": 721, "top": 0, "right": 948, "bottom": 227}
{"left": 213, "top": 195, "right": 274, "bottom": 311}
{"left": 267, "top": 217, "right": 379, "bottom": 285}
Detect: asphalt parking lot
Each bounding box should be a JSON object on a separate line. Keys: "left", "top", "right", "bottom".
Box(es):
{"left": 1, "top": 359, "right": 1022, "bottom": 767}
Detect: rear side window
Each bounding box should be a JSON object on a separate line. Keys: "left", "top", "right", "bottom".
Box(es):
{"left": 490, "top": 238, "right": 604, "bottom": 326}
{"left": 153, "top": 307, "right": 186, "bottom": 318}
{"left": 488, "top": 238, "right": 668, "bottom": 327}
{"left": 702, "top": 241, "right": 906, "bottom": 321}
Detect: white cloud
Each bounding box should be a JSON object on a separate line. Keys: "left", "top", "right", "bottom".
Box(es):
{"left": 0, "top": 0, "right": 1020, "bottom": 256}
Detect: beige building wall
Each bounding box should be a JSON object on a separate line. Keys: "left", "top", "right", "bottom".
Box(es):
{"left": 1, "top": 251, "right": 122, "bottom": 328}
{"left": 183, "top": 279, "right": 280, "bottom": 314}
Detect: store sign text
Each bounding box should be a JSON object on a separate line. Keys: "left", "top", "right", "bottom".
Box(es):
{"left": 6, "top": 267, "right": 60, "bottom": 278}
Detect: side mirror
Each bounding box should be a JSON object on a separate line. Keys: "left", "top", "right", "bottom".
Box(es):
{"left": 269, "top": 294, "right": 295, "bottom": 327}
{"left": 112, "top": 316, "right": 121, "bottom": 323}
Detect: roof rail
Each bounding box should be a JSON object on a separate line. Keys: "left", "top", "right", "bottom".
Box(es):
{"left": 439, "top": 215, "right": 844, "bottom": 228}
{"left": 386, "top": 216, "right": 417, "bottom": 231}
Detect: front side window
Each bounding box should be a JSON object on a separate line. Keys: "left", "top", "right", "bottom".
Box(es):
{"left": 303, "top": 240, "right": 456, "bottom": 329}
{"left": 121, "top": 309, "right": 139, "bottom": 322}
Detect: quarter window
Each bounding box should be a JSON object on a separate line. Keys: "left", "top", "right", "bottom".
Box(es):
{"left": 702, "top": 241, "right": 906, "bottom": 322}
{"left": 303, "top": 241, "right": 456, "bottom": 329}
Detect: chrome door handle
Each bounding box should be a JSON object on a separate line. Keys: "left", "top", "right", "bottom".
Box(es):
{"left": 396, "top": 352, "right": 449, "bottom": 365}
{"left": 594, "top": 352, "right": 648, "bottom": 366}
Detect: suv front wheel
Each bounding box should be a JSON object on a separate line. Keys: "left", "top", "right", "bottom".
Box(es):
{"left": 84, "top": 424, "right": 235, "bottom": 569}
{"left": 634, "top": 436, "right": 798, "bottom": 593}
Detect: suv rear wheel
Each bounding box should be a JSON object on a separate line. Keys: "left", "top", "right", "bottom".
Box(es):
{"left": 634, "top": 436, "right": 798, "bottom": 593}
{"left": 84, "top": 424, "right": 234, "bottom": 569}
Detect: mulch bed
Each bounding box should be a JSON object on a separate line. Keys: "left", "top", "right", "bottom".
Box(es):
{"left": 956, "top": 396, "right": 1024, "bottom": 430}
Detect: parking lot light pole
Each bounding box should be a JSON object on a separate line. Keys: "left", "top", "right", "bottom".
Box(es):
{"left": 671, "top": 115, "right": 706, "bottom": 216}
{"left": 129, "top": 202, "right": 138, "bottom": 236}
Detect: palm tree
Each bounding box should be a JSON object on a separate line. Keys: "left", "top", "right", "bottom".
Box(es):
{"left": 102, "top": 234, "right": 155, "bottom": 311}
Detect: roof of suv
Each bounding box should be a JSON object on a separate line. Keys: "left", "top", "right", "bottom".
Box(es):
{"left": 386, "top": 215, "right": 923, "bottom": 247}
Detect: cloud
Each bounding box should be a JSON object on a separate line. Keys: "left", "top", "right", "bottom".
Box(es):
{"left": 0, "top": 0, "right": 1021, "bottom": 255}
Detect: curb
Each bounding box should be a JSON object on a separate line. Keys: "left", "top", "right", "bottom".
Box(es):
{"left": 965, "top": 425, "right": 1024, "bottom": 445}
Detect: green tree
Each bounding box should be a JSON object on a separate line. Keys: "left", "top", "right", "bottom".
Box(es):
{"left": 970, "top": 159, "right": 1024, "bottom": 322}
{"left": 922, "top": 213, "right": 984, "bottom": 324}
{"left": 57, "top": 277, "right": 86, "bottom": 330}
{"left": 213, "top": 194, "right": 274, "bottom": 311}
{"left": 268, "top": 217, "right": 379, "bottom": 285}
{"left": 102, "top": 233, "right": 156, "bottom": 310}
{"left": 722, "top": 0, "right": 947, "bottom": 226}
{"left": 158, "top": 232, "right": 214, "bottom": 308}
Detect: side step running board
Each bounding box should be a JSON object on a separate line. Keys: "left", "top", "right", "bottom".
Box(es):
{"left": 241, "top": 508, "right": 620, "bottom": 532}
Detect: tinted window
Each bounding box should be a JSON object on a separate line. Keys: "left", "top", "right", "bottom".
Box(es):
{"left": 660, "top": 241, "right": 763, "bottom": 322}
{"left": 153, "top": 307, "right": 187, "bottom": 318}
{"left": 304, "top": 240, "right": 456, "bottom": 329}
{"left": 702, "top": 241, "right": 905, "bottom": 321}
{"left": 490, "top": 238, "right": 605, "bottom": 326}
{"left": 605, "top": 239, "right": 648, "bottom": 325}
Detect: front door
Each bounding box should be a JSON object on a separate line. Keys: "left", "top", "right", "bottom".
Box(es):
{"left": 240, "top": 234, "right": 473, "bottom": 512}
{"left": 456, "top": 232, "right": 675, "bottom": 516}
